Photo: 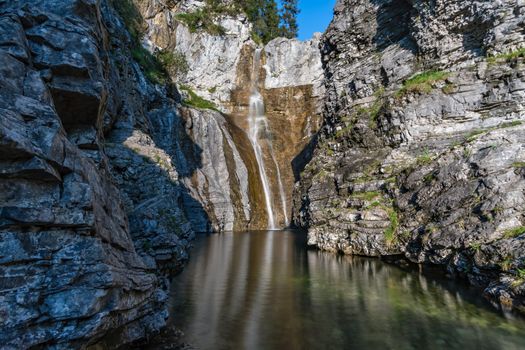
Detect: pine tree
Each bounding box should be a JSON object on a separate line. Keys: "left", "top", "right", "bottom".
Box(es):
{"left": 233, "top": 0, "right": 294, "bottom": 44}
{"left": 261, "top": 0, "right": 281, "bottom": 43}
{"left": 279, "top": 0, "right": 299, "bottom": 39}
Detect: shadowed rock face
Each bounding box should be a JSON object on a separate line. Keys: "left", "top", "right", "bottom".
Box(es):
{"left": 294, "top": 0, "right": 525, "bottom": 313}
{"left": 0, "top": 0, "right": 198, "bottom": 348}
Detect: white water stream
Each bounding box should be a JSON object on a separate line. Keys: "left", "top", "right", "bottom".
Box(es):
{"left": 247, "top": 49, "right": 289, "bottom": 229}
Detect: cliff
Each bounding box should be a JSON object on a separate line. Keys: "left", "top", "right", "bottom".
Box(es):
{"left": 294, "top": 0, "right": 525, "bottom": 314}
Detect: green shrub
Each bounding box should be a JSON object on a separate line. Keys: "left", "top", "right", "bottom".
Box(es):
{"left": 385, "top": 209, "right": 399, "bottom": 243}
{"left": 470, "top": 242, "right": 482, "bottom": 251}
{"left": 112, "top": 0, "right": 173, "bottom": 84}
{"left": 396, "top": 70, "right": 449, "bottom": 97}
{"left": 512, "top": 162, "right": 525, "bottom": 168}
{"left": 487, "top": 48, "right": 525, "bottom": 64}
{"left": 416, "top": 149, "right": 433, "bottom": 165}
{"left": 157, "top": 50, "right": 189, "bottom": 78}
{"left": 111, "top": 0, "right": 144, "bottom": 42}
{"left": 176, "top": 9, "right": 226, "bottom": 35}
{"left": 180, "top": 85, "right": 219, "bottom": 111}
{"left": 504, "top": 226, "right": 525, "bottom": 239}
{"left": 131, "top": 47, "right": 168, "bottom": 84}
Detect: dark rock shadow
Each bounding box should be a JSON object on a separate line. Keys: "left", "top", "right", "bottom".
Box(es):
{"left": 370, "top": 0, "right": 417, "bottom": 54}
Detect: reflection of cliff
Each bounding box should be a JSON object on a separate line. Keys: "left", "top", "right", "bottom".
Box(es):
{"left": 170, "top": 231, "right": 525, "bottom": 349}
{"left": 294, "top": 0, "right": 525, "bottom": 314}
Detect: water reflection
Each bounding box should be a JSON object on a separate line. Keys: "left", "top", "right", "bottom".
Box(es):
{"left": 168, "top": 231, "right": 525, "bottom": 350}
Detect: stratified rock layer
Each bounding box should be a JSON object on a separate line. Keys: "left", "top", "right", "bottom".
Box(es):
{"left": 294, "top": 0, "right": 525, "bottom": 313}
{"left": 0, "top": 0, "right": 194, "bottom": 348}
{"left": 0, "top": 0, "right": 325, "bottom": 347}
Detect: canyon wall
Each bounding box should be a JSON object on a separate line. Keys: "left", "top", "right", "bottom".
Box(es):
{"left": 294, "top": 0, "right": 525, "bottom": 313}
{"left": 0, "top": 0, "right": 196, "bottom": 347}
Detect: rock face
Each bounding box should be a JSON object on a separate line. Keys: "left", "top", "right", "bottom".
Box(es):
{"left": 294, "top": 0, "right": 525, "bottom": 313}
{"left": 138, "top": 0, "right": 324, "bottom": 229}
{"left": 0, "top": 0, "right": 195, "bottom": 348}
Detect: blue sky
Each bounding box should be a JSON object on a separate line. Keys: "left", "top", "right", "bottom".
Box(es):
{"left": 279, "top": 0, "right": 337, "bottom": 40}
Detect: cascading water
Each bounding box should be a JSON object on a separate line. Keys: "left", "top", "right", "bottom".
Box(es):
{"left": 248, "top": 49, "right": 289, "bottom": 229}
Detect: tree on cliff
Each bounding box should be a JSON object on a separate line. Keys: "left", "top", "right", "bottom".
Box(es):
{"left": 233, "top": 0, "right": 298, "bottom": 44}
{"left": 279, "top": 0, "right": 299, "bottom": 39}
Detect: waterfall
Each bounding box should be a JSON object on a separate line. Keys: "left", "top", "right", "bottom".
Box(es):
{"left": 247, "top": 49, "right": 289, "bottom": 229}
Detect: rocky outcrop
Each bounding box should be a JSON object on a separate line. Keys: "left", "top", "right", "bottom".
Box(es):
{"left": 294, "top": 0, "right": 525, "bottom": 313}
{"left": 227, "top": 37, "right": 324, "bottom": 227}
{"left": 139, "top": 0, "right": 253, "bottom": 108}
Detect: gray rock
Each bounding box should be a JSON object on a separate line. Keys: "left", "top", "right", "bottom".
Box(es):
{"left": 294, "top": 0, "right": 525, "bottom": 314}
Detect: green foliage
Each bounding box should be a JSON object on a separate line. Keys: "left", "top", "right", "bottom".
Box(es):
{"left": 385, "top": 209, "right": 399, "bottom": 243}
{"left": 352, "top": 191, "right": 381, "bottom": 201}
{"left": 396, "top": 70, "right": 449, "bottom": 97}
{"left": 423, "top": 172, "right": 435, "bottom": 184}
{"left": 279, "top": 0, "right": 299, "bottom": 39}
{"left": 130, "top": 47, "right": 168, "bottom": 84}
{"left": 112, "top": 0, "right": 176, "bottom": 84}
{"left": 179, "top": 85, "right": 219, "bottom": 111}
{"left": 416, "top": 149, "right": 433, "bottom": 166}
{"left": 500, "top": 256, "right": 513, "bottom": 272}
{"left": 234, "top": 0, "right": 299, "bottom": 44}
{"left": 499, "top": 120, "right": 523, "bottom": 128}
{"left": 503, "top": 226, "right": 525, "bottom": 239}
{"left": 487, "top": 47, "right": 525, "bottom": 65}
{"left": 356, "top": 87, "right": 385, "bottom": 129}
{"left": 111, "top": 0, "right": 144, "bottom": 42}
{"left": 176, "top": 10, "right": 227, "bottom": 35}
{"left": 314, "top": 169, "right": 329, "bottom": 179}
{"left": 466, "top": 129, "right": 485, "bottom": 142}
{"left": 512, "top": 162, "right": 525, "bottom": 168}
{"left": 470, "top": 242, "right": 482, "bottom": 251}
{"left": 177, "top": 0, "right": 241, "bottom": 35}
{"left": 461, "top": 120, "right": 522, "bottom": 144}
{"left": 442, "top": 83, "right": 456, "bottom": 94}
{"left": 235, "top": 0, "right": 281, "bottom": 44}
{"left": 174, "top": 0, "right": 300, "bottom": 44}
{"left": 157, "top": 50, "right": 189, "bottom": 78}
{"left": 335, "top": 122, "right": 355, "bottom": 139}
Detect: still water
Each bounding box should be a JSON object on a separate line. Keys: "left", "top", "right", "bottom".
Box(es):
{"left": 168, "top": 230, "right": 525, "bottom": 350}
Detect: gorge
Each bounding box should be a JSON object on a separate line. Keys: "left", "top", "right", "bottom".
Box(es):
{"left": 0, "top": 0, "right": 525, "bottom": 349}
